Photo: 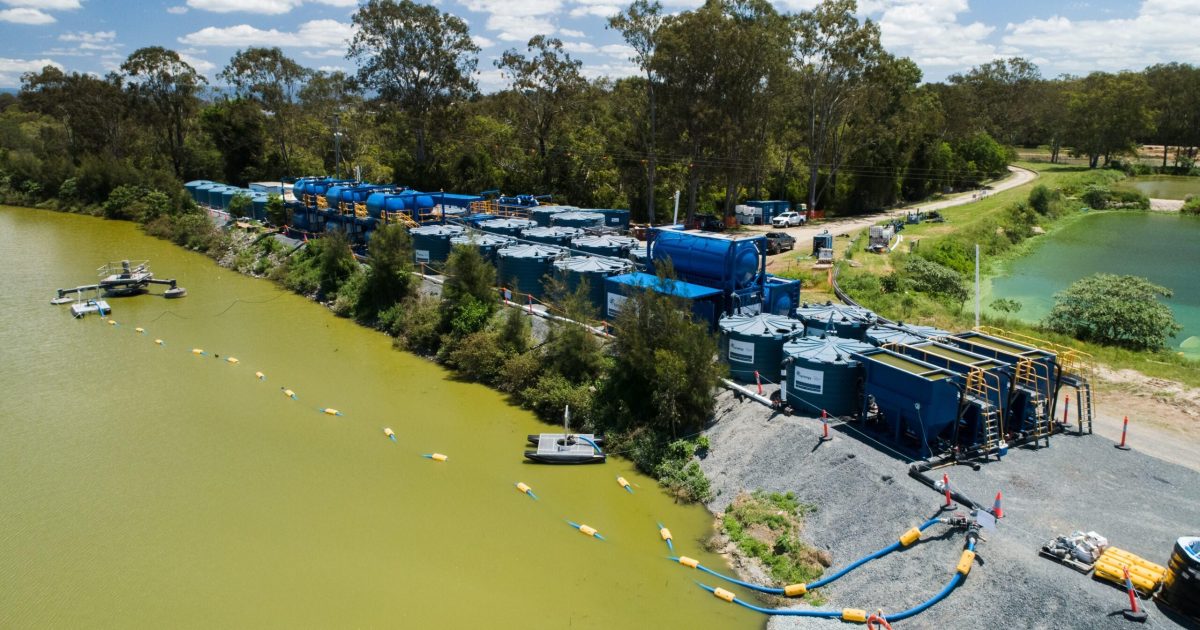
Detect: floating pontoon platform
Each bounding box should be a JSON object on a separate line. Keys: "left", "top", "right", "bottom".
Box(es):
{"left": 55, "top": 260, "right": 186, "bottom": 300}
{"left": 524, "top": 434, "right": 606, "bottom": 465}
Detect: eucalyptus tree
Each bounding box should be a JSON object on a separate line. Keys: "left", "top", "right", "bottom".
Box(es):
{"left": 609, "top": 0, "right": 664, "bottom": 223}
{"left": 121, "top": 47, "right": 205, "bottom": 177}
{"left": 221, "top": 47, "right": 310, "bottom": 175}
{"left": 1143, "top": 63, "right": 1200, "bottom": 168}
{"left": 946, "top": 58, "right": 1042, "bottom": 145}
{"left": 1066, "top": 71, "right": 1154, "bottom": 168}
{"left": 348, "top": 0, "right": 479, "bottom": 183}
{"left": 496, "top": 36, "right": 587, "bottom": 188}
{"left": 19, "top": 66, "right": 128, "bottom": 159}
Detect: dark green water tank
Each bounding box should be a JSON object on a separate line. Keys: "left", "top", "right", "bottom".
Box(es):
{"left": 865, "top": 323, "right": 952, "bottom": 347}
{"left": 529, "top": 205, "right": 575, "bottom": 226}
{"left": 553, "top": 256, "right": 632, "bottom": 315}
{"left": 497, "top": 243, "right": 564, "bottom": 299}
{"left": 522, "top": 226, "right": 583, "bottom": 246}
{"left": 450, "top": 231, "right": 514, "bottom": 262}
{"left": 410, "top": 224, "right": 465, "bottom": 265}
{"left": 551, "top": 211, "right": 605, "bottom": 229}
{"left": 782, "top": 335, "right": 875, "bottom": 416}
{"left": 571, "top": 234, "right": 638, "bottom": 257}
{"left": 479, "top": 218, "right": 537, "bottom": 236}
{"left": 719, "top": 313, "right": 805, "bottom": 382}
{"left": 796, "top": 301, "right": 876, "bottom": 340}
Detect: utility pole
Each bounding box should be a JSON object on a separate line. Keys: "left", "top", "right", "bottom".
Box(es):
{"left": 974, "top": 244, "right": 980, "bottom": 329}
{"left": 333, "top": 112, "right": 342, "bottom": 180}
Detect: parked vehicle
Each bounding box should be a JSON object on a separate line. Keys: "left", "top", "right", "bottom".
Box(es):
{"left": 771, "top": 211, "right": 806, "bottom": 227}
{"left": 765, "top": 231, "right": 796, "bottom": 255}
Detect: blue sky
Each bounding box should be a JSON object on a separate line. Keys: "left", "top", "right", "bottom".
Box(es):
{"left": 1, "top": 0, "right": 1197, "bottom": 89}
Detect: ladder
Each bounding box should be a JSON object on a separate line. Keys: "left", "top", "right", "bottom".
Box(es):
{"left": 387, "top": 212, "right": 419, "bottom": 229}
{"left": 978, "top": 404, "right": 1001, "bottom": 458}
{"left": 1027, "top": 392, "right": 1051, "bottom": 447}
{"left": 1077, "top": 380, "right": 1094, "bottom": 434}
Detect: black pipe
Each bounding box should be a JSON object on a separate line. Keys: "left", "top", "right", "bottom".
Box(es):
{"left": 908, "top": 462, "right": 991, "bottom": 514}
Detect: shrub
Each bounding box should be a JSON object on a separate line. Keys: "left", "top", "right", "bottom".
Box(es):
{"left": 358, "top": 224, "right": 415, "bottom": 323}
{"left": 315, "top": 231, "right": 358, "bottom": 298}
{"left": 653, "top": 439, "right": 712, "bottom": 503}
{"left": 390, "top": 295, "right": 443, "bottom": 356}
{"left": 919, "top": 240, "right": 973, "bottom": 276}
{"left": 1182, "top": 195, "right": 1200, "bottom": 215}
{"left": 1044, "top": 273, "right": 1182, "bottom": 351}
{"left": 905, "top": 256, "right": 968, "bottom": 305}
{"left": 228, "top": 193, "right": 253, "bottom": 219}
{"left": 497, "top": 351, "right": 544, "bottom": 394}
{"left": 445, "top": 330, "right": 507, "bottom": 384}
{"left": 1028, "top": 184, "right": 1060, "bottom": 215}
{"left": 331, "top": 269, "right": 366, "bottom": 317}
{"left": 519, "top": 372, "right": 597, "bottom": 427}
{"left": 1081, "top": 184, "right": 1110, "bottom": 209}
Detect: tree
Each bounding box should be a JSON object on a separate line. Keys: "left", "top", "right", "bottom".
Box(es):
{"left": 542, "top": 280, "right": 606, "bottom": 384}
{"left": 1044, "top": 273, "right": 1181, "bottom": 351}
{"left": 609, "top": 0, "right": 664, "bottom": 223}
{"left": 791, "top": 0, "right": 886, "bottom": 213}
{"left": 19, "top": 67, "right": 128, "bottom": 159}
{"left": 200, "top": 98, "right": 266, "bottom": 184}
{"left": 315, "top": 230, "right": 359, "bottom": 297}
{"left": 946, "top": 58, "right": 1042, "bottom": 145}
{"left": 121, "top": 47, "right": 205, "bottom": 177}
{"left": 496, "top": 36, "right": 587, "bottom": 187}
{"left": 1144, "top": 63, "right": 1200, "bottom": 169}
{"left": 348, "top": 0, "right": 479, "bottom": 182}
{"left": 440, "top": 244, "right": 497, "bottom": 337}
{"left": 358, "top": 223, "right": 414, "bottom": 321}
{"left": 1066, "top": 71, "right": 1155, "bottom": 168}
{"left": 221, "top": 47, "right": 310, "bottom": 176}
{"left": 265, "top": 193, "right": 289, "bottom": 226}
{"left": 228, "top": 192, "right": 253, "bottom": 219}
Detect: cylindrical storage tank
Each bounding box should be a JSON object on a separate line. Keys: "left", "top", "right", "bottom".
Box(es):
{"left": 479, "top": 218, "right": 537, "bottom": 237}
{"left": 220, "top": 187, "right": 241, "bottom": 210}
{"left": 594, "top": 208, "right": 630, "bottom": 229}
{"left": 552, "top": 256, "right": 632, "bottom": 314}
{"left": 719, "top": 313, "right": 805, "bottom": 382}
{"left": 251, "top": 193, "right": 269, "bottom": 221}
{"left": 571, "top": 234, "right": 637, "bottom": 258}
{"left": 496, "top": 244, "right": 563, "bottom": 299}
{"left": 796, "top": 301, "right": 875, "bottom": 340}
{"left": 782, "top": 336, "right": 875, "bottom": 416}
{"left": 529, "top": 205, "right": 574, "bottom": 226}
{"left": 650, "top": 230, "right": 765, "bottom": 292}
{"left": 865, "top": 323, "right": 951, "bottom": 347}
{"left": 629, "top": 245, "right": 649, "bottom": 264}
{"left": 410, "top": 224, "right": 465, "bottom": 265}
{"left": 184, "top": 180, "right": 211, "bottom": 202}
{"left": 522, "top": 226, "right": 582, "bottom": 246}
{"left": 551, "top": 211, "right": 605, "bottom": 229}
{"left": 450, "top": 231, "right": 514, "bottom": 262}
{"left": 196, "top": 183, "right": 221, "bottom": 206}
{"left": 1161, "top": 537, "right": 1200, "bottom": 620}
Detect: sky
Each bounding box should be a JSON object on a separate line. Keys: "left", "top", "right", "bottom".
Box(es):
{"left": 1, "top": 0, "right": 1198, "bottom": 91}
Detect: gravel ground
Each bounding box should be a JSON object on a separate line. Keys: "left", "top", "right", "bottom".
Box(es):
{"left": 700, "top": 391, "right": 1200, "bottom": 630}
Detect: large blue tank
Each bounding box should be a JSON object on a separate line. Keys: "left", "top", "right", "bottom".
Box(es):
{"left": 763, "top": 275, "right": 801, "bottom": 316}
{"left": 570, "top": 234, "right": 638, "bottom": 258}
{"left": 604, "top": 272, "right": 724, "bottom": 330}
{"left": 479, "top": 218, "right": 537, "bottom": 237}
{"left": 410, "top": 224, "right": 465, "bottom": 265}
{"left": 497, "top": 244, "right": 564, "bottom": 299}
{"left": 194, "top": 183, "right": 219, "bottom": 206}
{"left": 220, "top": 187, "right": 242, "bottom": 211}
{"left": 250, "top": 193, "right": 269, "bottom": 221}
{"left": 866, "top": 323, "right": 952, "bottom": 347}
{"left": 592, "top": 208, "right": 630, "bottom": 229}
{"left": 184, "top": 180, "right": 211, "bottom": 202}
{"left": 552, "top": 256, "right": 632, "bottom": 315}
{"left": 522, "top": 226, "right": 583, "bottom": 246}
{"left": 649, "top": 229, "right": 766, "bottom": 294}
{"left": 450, "top": 231, "right": 514, "bottom": 262}
{"left": 782, "top": 336, "right": 874, "bottom": 416}
{"left": 366, "top": 191, "right": 407, "bottom": 218}
{"left": 551, "top": 211, "right": 605, "bottom": 229}
{"left": 529, "top": 205, "right": 575, "bottom": 226}
{"left": 855, "top": 347, "right": 964, "bottom": 457}
{"left": 720, "top": 313, "right": 804, "bottom": 382}
{"left": 796, "top": 301, "right": 875, "bottom": 339}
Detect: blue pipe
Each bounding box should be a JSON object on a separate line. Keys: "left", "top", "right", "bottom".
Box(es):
{"left": 696, "top": 584, "right": 840, "bottom": 618}
{"left": 577, "top": 435, "right": 603, "bottom": 454}
{"left": 882, "top": 540, "right": 975, "bottom": 623}
{"left": 681, "top": 517, "right": 942, "bottom": 595}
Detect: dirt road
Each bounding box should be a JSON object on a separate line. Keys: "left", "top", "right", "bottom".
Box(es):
{"left": 754, "top": 166, "right": 1038, "bottom": 272}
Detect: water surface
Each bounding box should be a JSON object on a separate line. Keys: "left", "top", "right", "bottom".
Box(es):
{"left": 1120, "top": 175, "right": 1200, "bottom": 200}
{"left": 0, "top": 206, "right": 749, "bottom": 628}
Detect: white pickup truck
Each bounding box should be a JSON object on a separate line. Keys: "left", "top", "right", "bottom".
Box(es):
{"left": 771, "top": 211, "right": 806, "bottom": 227}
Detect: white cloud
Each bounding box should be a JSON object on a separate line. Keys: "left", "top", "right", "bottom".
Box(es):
{"left": 1002, "top": 0, "right": 1200, "bottom": 74}
{"left": 462, "top": 0, "right": 561, "bottom": 41}
{"left": 186, "top": 0, "right": 300, "bottom": 14}
{"left": 489, "top": 13, "right": 556, "bottom": 42}
{"left": 0, "top": 56, "right": 62, "bottom": 85}
{"left": 472, "top": 34, "right": 495, "bottom": 48}
{"left": 578, "top": 60, "right": 638, "bottom": 81}
{"left": 558, "top": 28, "right": 584, "bottom": 38}
{"left": 568, "top": 4, "right": 618, "bottom": 18}
{"left": 1, "top": 0, "right": 79, "bottom": 8}
{"left": 167, "top": 5, "right": 188, "bottom": 13}
{"left": 0, "top": 7, "right": 55, "bottom": 22}
{"left": 562, "top": 40, "right": 597, "bottom": 54}
{"left": 867, "top": 0, "right": 999, "bottom": 70}
{"left": 179, "top": 19, "right": 354, "bottom": 47}
{"left": 301, "top": 48, "right": 344, "bottom": 58}
{"left": 179, "top": 52, "right": 215, "bottom": 74}
{"left": 58, "top": 30, "right": 119, "bottom": 51}
{"left": 310, "top": 0, "right": 357, "bottom": 5}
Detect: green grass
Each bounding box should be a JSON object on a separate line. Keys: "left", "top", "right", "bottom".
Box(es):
{"left": 717, "top": 491, "right": 826, "bottom": 603}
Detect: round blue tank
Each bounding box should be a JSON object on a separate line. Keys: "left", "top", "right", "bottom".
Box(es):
{"left": 195, "top": 183, "right": 221, "bottom": 206}
{"left": 479, "top": 218, "right": 537, "bottom": 237}
{"left": 865, "top": 323, "right": 952, "bottom": 347}
{"left": 553, "top": 255, "right": 632, "bottom": 314}
{"left": 594, "top": 208, "right": 631, "bottom": 228}
{"left": 410, "top": 224, "right": 465, "bottom": 265}
{"left": 522, "top": 226, "right": 583, "bottom": 246}
{"left": 497, "top": 244, "right": 564, "bottom": 299}
{"left": 719, "top": 313, "right": 805, "bottom": 382}
{"left": 529, "top": 205, "right": 574, "bottom": 226}
{"left": 184, "top": 180, "right": 211, "bottom": 202}
{"left": 450, "top": 231, "right": 513, "bottom": 261}
{"left": 251, "top": 193, "right": 269, "bottom": 221}
{"left": 629, "top": 245, "right": 649, "bottom": 264}
{"left": 796, "top": 301, "right": 876, "bottom": 340}
{"left": 324, "top": 185, "right": 349, "bottom": 211}
{"left": 571, "top": 234, "right": 638, "bottom": 257}
{"left": 650, "top": 229, "right": 764, "bottom": 291}
{"left": 551, "top": 211, "right": 605, "bottom": 229}
{"left": 220, "top": 187, "right": 241, "bottom": 210}
{"left": 782, "top": 336, "right": 875, "bottom": 416}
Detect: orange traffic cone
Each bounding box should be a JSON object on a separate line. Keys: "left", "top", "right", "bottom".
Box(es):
{"left": 992, "top": 491, "right": 1004, "bottom": 518}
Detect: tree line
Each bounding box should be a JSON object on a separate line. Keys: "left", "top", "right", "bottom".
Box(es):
{"left": 3, "top": 0, "right": 1200, "bottom": 224}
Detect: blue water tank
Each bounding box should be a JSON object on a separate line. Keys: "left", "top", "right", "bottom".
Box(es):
{"left": 592, "top": 208, "right": 630, "bottom": 228}
{"left": 782, "top": 336, "right": 874, "bottom": 416}
{"left": 479, "top": 218, "right": 537, "bottom": 237}
{"left": 812, "top": 230, "right": 834, "bottom": 255}
{"left": 184, "top": 180, "right": 211, "bottom": 202}
{"left": 450, "top": 231, "right": 514, "bottom": 262}
{"left": 220, "top": 187, "right": 241, "bottom": 210}
{"left": 763, "top": 276, "right": 801, "bottom": 316}
{"left": 796, "top": 301, "right": 876, "bottom": 339}
{"left": 551, "top": 211, "right": 605, "bottom": 229}
{"left": 529, "top": 205, "right": 575, "bottom": 226}
{"left": 497, "top": 244, "right": 564, "bottom": 299}
{"left": 855, "top": 347, "right": 963, "bottom": 456}
{"left": 719, "top": 313, "right": 804, "bottom": 382}
{"left": 553, "top": 256, "right": 633, "bottom": 315}
{"left": 571, "top": 234, "right": 638, "bottom": 258}
{"left": 865, "top": 323, "right": 951, "bottom": 347}
{"left": 251, "top": 193, "right": 269, "bottom": 221}
{"left": 522, "top": 226, "right": 583, "bottom": 246}
{"left": 196, "top": 183, "right": 221, "bottom": 206}
{"left": 649, "top": 229, "right": 765, "bottom": 293}
{"left": 410, "top": 224, "right": 465, "bottom": 265}
{"left": 604, "top": 272, "right": 725, "bottom": 330}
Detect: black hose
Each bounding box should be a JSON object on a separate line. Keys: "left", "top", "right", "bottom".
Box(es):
{"left": 908, "top": 463, "right": 989, "bottom": 513}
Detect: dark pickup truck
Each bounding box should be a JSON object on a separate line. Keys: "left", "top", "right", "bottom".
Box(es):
{"left": 765, "top": 231, "right": 796, "bottom": 255}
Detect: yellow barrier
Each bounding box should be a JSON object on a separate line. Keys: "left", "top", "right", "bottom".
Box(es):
{"left": 841, "top": 608, "right": 867, "bottom": 622}
{"left": 899, "top": 527, "right": 922, "bottom": 547}
{"left": 678, "top": 556, "right": 699, "bottom": 568}
{"left": 784, "top": 583, "right": 807, "bottom": 597}
{"left": 957, "top": 550, "right": 976, "bottom": 575}
{"left": 713, "top": 587, "right": 736, "bottom": 603}
{"left": 1094, "top": 547, "right": 1166, "bottom": 594}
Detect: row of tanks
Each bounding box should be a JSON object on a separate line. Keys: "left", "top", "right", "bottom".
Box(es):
{"left": 718, "top": 309, "right": 1068, "bottom": 460}
{"left": 184, "top": 180, "right": 274, "bottom": 220}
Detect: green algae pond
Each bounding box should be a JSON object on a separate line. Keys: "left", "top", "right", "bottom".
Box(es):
{"left": 985, "top": 211, "right": 1200, "bottom": 360}
{"left": 1119, "top": 175, "right": 1200, "bottom": 200}
{"left": 0, "top": 206, "right": 751, "bottom": 628}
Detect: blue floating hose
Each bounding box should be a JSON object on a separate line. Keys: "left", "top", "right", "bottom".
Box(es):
{"left": 696, "top": 583, "right": 841, "bottom": 618}
{"left": 882, "top": 540, "right": 974, "bottom": 623}
{"left": 657, "top": 522, "right": 674, "bottom": 552}
{"left": 577, "top": 435, "right": 603, "bottom": 454}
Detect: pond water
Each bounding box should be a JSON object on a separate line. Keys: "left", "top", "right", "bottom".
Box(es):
{"left": 1120, "top": 175, "right": 1200, "bottom": 200}
{"left": 985, "top": 211, "right": 1200, "bottom": 359}
{"left": 0, "top": 206, "right": 751, "bottom": 628}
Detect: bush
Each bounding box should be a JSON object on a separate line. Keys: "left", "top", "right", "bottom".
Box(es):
{"left": 358, "top": 224, "right": 415, "bottom": 323}
{"left": 445, "top": 330, "right": 507, "bottom": 384}
{"left": 919, "top": 240, "right": 973, "bottom": 276}
{"left": 1044, "top": 273, "right": 1182, "bottom": 351}
{"left": 653, "top": 439, "right": 712, "bottom": 503}
{"left": 904, "top": 256, "right": 968, "bottom": 305}
{"left": 497, "top": 351, "right": 544, "bottom": 394}
{"left": 331, "top": 269, "right": 366, "bottom": 317}
{"left": 390, "top": 295, "right": 443, "bottom": 355}
{"left": 315, "top": 231, "right": 358, "bottom": 298}
{"left": 441, "top": 245, "right": 497, "bottom": 338}
{"left": 228, "top": 193, "right": 253, "bottom": 219}
{"left": 1182, "top": 195, "right": 1200, "bottom": 215}
{"left": 518, "top": 372, "right": 597, "bottom": 427}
